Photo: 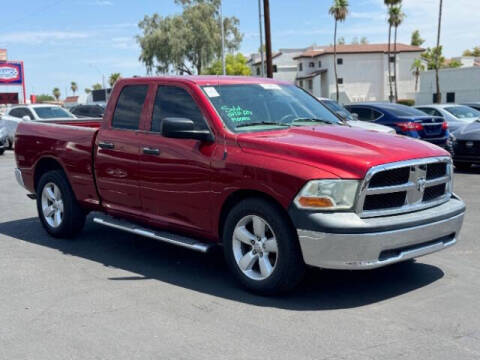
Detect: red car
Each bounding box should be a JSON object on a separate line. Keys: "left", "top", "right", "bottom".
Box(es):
{"left": 14, "top": 76, "right": 465, "bottom": 294}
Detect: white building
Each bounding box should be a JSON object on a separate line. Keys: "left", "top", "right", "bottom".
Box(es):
{"left": 416, "top": 66, "right": 480, "bottom": 105}
{"left": 293, "top": 43, "right": 424, "bottom": 104}
{"left": 248, "top": 48, "right": 308, "bottom": 84}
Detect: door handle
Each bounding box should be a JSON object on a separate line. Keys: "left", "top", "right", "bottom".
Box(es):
{"left": 142, "top": 147, "right": 160, "bottom": 155}
{"left": 98, "top": 142, "right": 115, "bottom": 150}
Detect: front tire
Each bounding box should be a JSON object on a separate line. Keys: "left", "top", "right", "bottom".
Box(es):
{"left": 223, "top": 198, "right": 305, "bottom": 295}
{"left": 36, "top": 170, "right": 86, "bottom": 238}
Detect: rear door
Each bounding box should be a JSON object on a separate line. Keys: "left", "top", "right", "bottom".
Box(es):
{"left": 136, "top": 83, "right": 215, "bottom": 235}
{"left": 94, "top": 84, "right": 149, "bottom": 215}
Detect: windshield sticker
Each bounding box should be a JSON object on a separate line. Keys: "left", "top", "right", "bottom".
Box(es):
{"left": 259, "top": 83, "right": 281, "bottom": 90}
{"left": 204, "top": 87, "right": 220, "bottom": 98}
{"left": 221, "top": 105, "right": 253, "bottom": 123}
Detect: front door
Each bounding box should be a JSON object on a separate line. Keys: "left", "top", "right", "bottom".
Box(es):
{"left": 137, "top": 84, "right": 215, "bottom": 236}
{"left": 95, "top": 84, "right": 149, "bottom": 215}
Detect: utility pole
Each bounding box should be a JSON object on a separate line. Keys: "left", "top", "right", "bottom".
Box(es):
{"left": 258, "top": 0, "right": 265, "bottom": 77}
{"left": 263, "top": 0, "right": 273, "bottom": 78}
{"left": 220, "top": 0, "right": 226, "bottom": 75}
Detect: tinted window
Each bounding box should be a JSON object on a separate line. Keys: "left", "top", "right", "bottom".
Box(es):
{"left": 445, "top": 106, "right": 480, "bottom": 119}
{"left": 151, "top": 86, "right": 207, "bottom": 132}
{"left": 379, "top": 104, "right": 427, "bottom": 117}
{"left": 348, "top": 107, "right": 373, "bottom": 121}
{"left": 9, "top": 108, "right": 24, "bottom": 118}
{"left": 112, "top": 85, "right": 148, "bottom": 130}
{"left": 34, "top": 107, "right": 74, "bottom": 119}
{"left": 417, "top": 107, "right": 442, "bottom": 117}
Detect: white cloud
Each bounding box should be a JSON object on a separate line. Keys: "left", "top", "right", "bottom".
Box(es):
{"left": 79, "top": 0, "right": 113, "bottom": 6}
{"left": 0, "top": 31, "right": 89, "bottom": 45}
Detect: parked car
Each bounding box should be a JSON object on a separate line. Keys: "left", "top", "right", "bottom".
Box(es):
{"left": 415, "top": 104, "right": 480, "bottom": 132}
{"left": 14, "top": 76, "right": 465, "bottom": 294}
{"left": 450, "top": 119, "right": 480, "bottom": 170}
{"left": 0, "top": 127, "right": 8, "bottom": 155}
{"left": 461, "top": 102, "right": 480, "bottom": 112}
{"left": 345, "top": 103, "right": 449, "bottom": 148}
{"left": 70, "top": 104, "right": 104, "bottom": 118}
{"left": 317, "top": 98, "right": 396, "bottom": 134}
{"left": 0, "top": 104, "right": 76, "bottom": 148}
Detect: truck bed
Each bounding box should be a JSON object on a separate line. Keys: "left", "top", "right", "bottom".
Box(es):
{"left": 15, "top": 119, "right": 101, "bottom": 207}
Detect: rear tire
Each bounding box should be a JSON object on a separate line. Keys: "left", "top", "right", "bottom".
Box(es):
{"left": 223, "top": 198, "right": 305, "bottom": 295}
{"left": 36, "top": 170, "right": 86, "bottom": 238}
{"left": 454, "top": 162, "right": 472, "bottom": 171}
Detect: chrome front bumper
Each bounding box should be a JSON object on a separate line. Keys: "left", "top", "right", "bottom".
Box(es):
{"left": 296, "top": 196, "right": 465, "bottom": 270}
{"left": 15, "top": 168, "right": 26, "bottom": 189}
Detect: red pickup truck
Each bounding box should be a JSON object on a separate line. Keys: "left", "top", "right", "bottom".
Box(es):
{"left": 14, "top": 76, "right": 465, "bottom": 294}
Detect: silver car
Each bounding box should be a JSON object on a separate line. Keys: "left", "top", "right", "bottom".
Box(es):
{"left": 415, "top": 104, "right": 480, "bottom": 132}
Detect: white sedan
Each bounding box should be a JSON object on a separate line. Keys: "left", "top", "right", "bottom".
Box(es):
{"left": 0, "top": 104, "right": 76, "bottom": 148}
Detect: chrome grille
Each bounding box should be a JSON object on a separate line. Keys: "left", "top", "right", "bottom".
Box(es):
{"left": 356, "top": 157, "right": 452, "bottom": 218}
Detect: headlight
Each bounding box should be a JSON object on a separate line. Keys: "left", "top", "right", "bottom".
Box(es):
{"left": 294, "top": 180, "right": 359, "bottom": 210}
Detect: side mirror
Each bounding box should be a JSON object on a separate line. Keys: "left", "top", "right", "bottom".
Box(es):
{"left": 22, "top": 115, "right": 31, "bottom": 121}
{"left": 351, "top": 113, "right": 359, "bottom": 121}
{"left": 162, "top": 118, "right": 214, "bottom": 142}
{"left": 335, "top": 110, "right": 347, "bottom": 120}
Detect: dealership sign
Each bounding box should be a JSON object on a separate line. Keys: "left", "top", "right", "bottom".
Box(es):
{"left": 0, "top": 62, "right": 23, "bottom": 85}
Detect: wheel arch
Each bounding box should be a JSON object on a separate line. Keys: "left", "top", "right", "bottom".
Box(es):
{"left": 217, "top": 189, "right": 295, "bottom": 243}
{"left": 33, "top": 157, "right": 68, "bottom": 192}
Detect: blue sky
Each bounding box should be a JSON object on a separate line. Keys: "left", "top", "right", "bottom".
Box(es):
{"left": 1, "top": 0, "right": 479, "bottom": 98}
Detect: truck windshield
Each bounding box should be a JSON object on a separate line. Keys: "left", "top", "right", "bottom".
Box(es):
{"left": 34, "top": 107, "right": 75, "bottom": 119}
{"left": 201, "top": 84, "right": 341, "bottom": 132}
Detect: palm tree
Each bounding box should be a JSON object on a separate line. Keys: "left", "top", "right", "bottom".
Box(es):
{"left": 329, "top": 0, "right": 349, "bottom": 102}
{"left": 109, "top": 73, "right": 121, "bottom": 87}
{"left": 70, "top": 81, "right": 78, "bottom": 96}
{"left": 385, "top": 0, "right": 401, "bottom": 102}
{"left": 411, "top": 59, "right": 425, "bottom": 92}
{"left": 52, "top": 88, "right": 61, "bottom": 101}
{"left": 92, "top": 83, "right": 103, "bottom": 91}
{"left": 85, "top": 88, "right": 91, "bottom": 94}
{"left": 389, "top": 5, "right": 405, "bottom": 102}
{"left": 435, "top": 0, "right": 443, "bottom": 103}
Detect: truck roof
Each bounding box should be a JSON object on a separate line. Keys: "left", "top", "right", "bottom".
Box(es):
{"left": 120, "top": 75, "right": 291, "bottom": 86}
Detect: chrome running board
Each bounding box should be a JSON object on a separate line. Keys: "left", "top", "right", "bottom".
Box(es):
{"left": 93, "top": 214, "right": 214, "bottom": 253}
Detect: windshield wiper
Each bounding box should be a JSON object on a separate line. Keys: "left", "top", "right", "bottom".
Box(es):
{"left": 236, "top": 121, "right": 290, "bottom": 128}
{"left": 291, "top": 117, "right": 334, "bottom": 125}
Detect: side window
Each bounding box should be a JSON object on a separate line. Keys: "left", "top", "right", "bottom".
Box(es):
{"left": 24, "top": 109, "right": 34, "bottom": 119}
{"left": 151, "top": 86, "right": 208, "bottom": 132}
{"left": 9, "top": 108, "right": 23, "bottom": 118}
{"left": 419, "top": 107, "right": 441, "bottom": 117}
{"left": 351, "top": 107, "right": 373, "bottom": 121}
{"left": 112, "top": 85, "right": 148, "bottom": 130}
{"left": 372, "top": 110, "right": 383, "bottom": 120}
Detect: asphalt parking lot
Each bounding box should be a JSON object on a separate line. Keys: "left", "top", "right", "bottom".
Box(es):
{"left": 0, "top": 151, "right": 479, "bottom": 360}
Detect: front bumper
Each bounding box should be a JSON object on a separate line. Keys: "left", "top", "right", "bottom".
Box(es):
{"left": 292, "top": 196, "right": 465, "bottom": 270}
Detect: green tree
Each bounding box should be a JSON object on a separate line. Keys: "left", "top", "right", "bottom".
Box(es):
{"left": 411, "top": 30, "right": 425, "bottom": 46}
{"left": 421, "top": 47, "right": 445, "bottom": 70}
{"left": 337, "top": 36, "right": 346, "bottom": 45}
{"left": 447, "top": 59, "right": 463, "bottom": 68}
{"left": 204, "top": 53, "right": 251, "bottom": 75}
{"left": 137, "top": 0, "right": 242, "bottom": 75}
{"left": 70, "top": 81, "right": 78, "bottom": 96}
{"left": 85, "top": 88, "right": 92, "bottom": 94}
{"left": 52, "top": 88, "right": 61, "bottom": 101}
{"left": 389, "top": 4, "right": 405, "bottom": 102}
{"left": 36, "top": 94, "right": 55, "bottom": 102}
{"left": 411, "top": 58, "right": 425, "bottom": 92}
{"left": 92, "top": 83, "right": 103, "bottom": 91}
{"left": 462, "top": 46, "right": 480, "bottom": 57}
{"left": 109, "top": 73, "right": 122, "bottom": 87}
{"left": 384, "top": 0, "right": 401, "bottom": 102}
{"left": 329, "top": 0, "right": 349, "bottom": 102}
{"left": 360, "top": 36, "right": 369, "bottom": 44}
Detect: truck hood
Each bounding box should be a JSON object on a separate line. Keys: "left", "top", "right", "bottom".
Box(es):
{"left": 237, "top": 125, "right": 448, "bottom": 178}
